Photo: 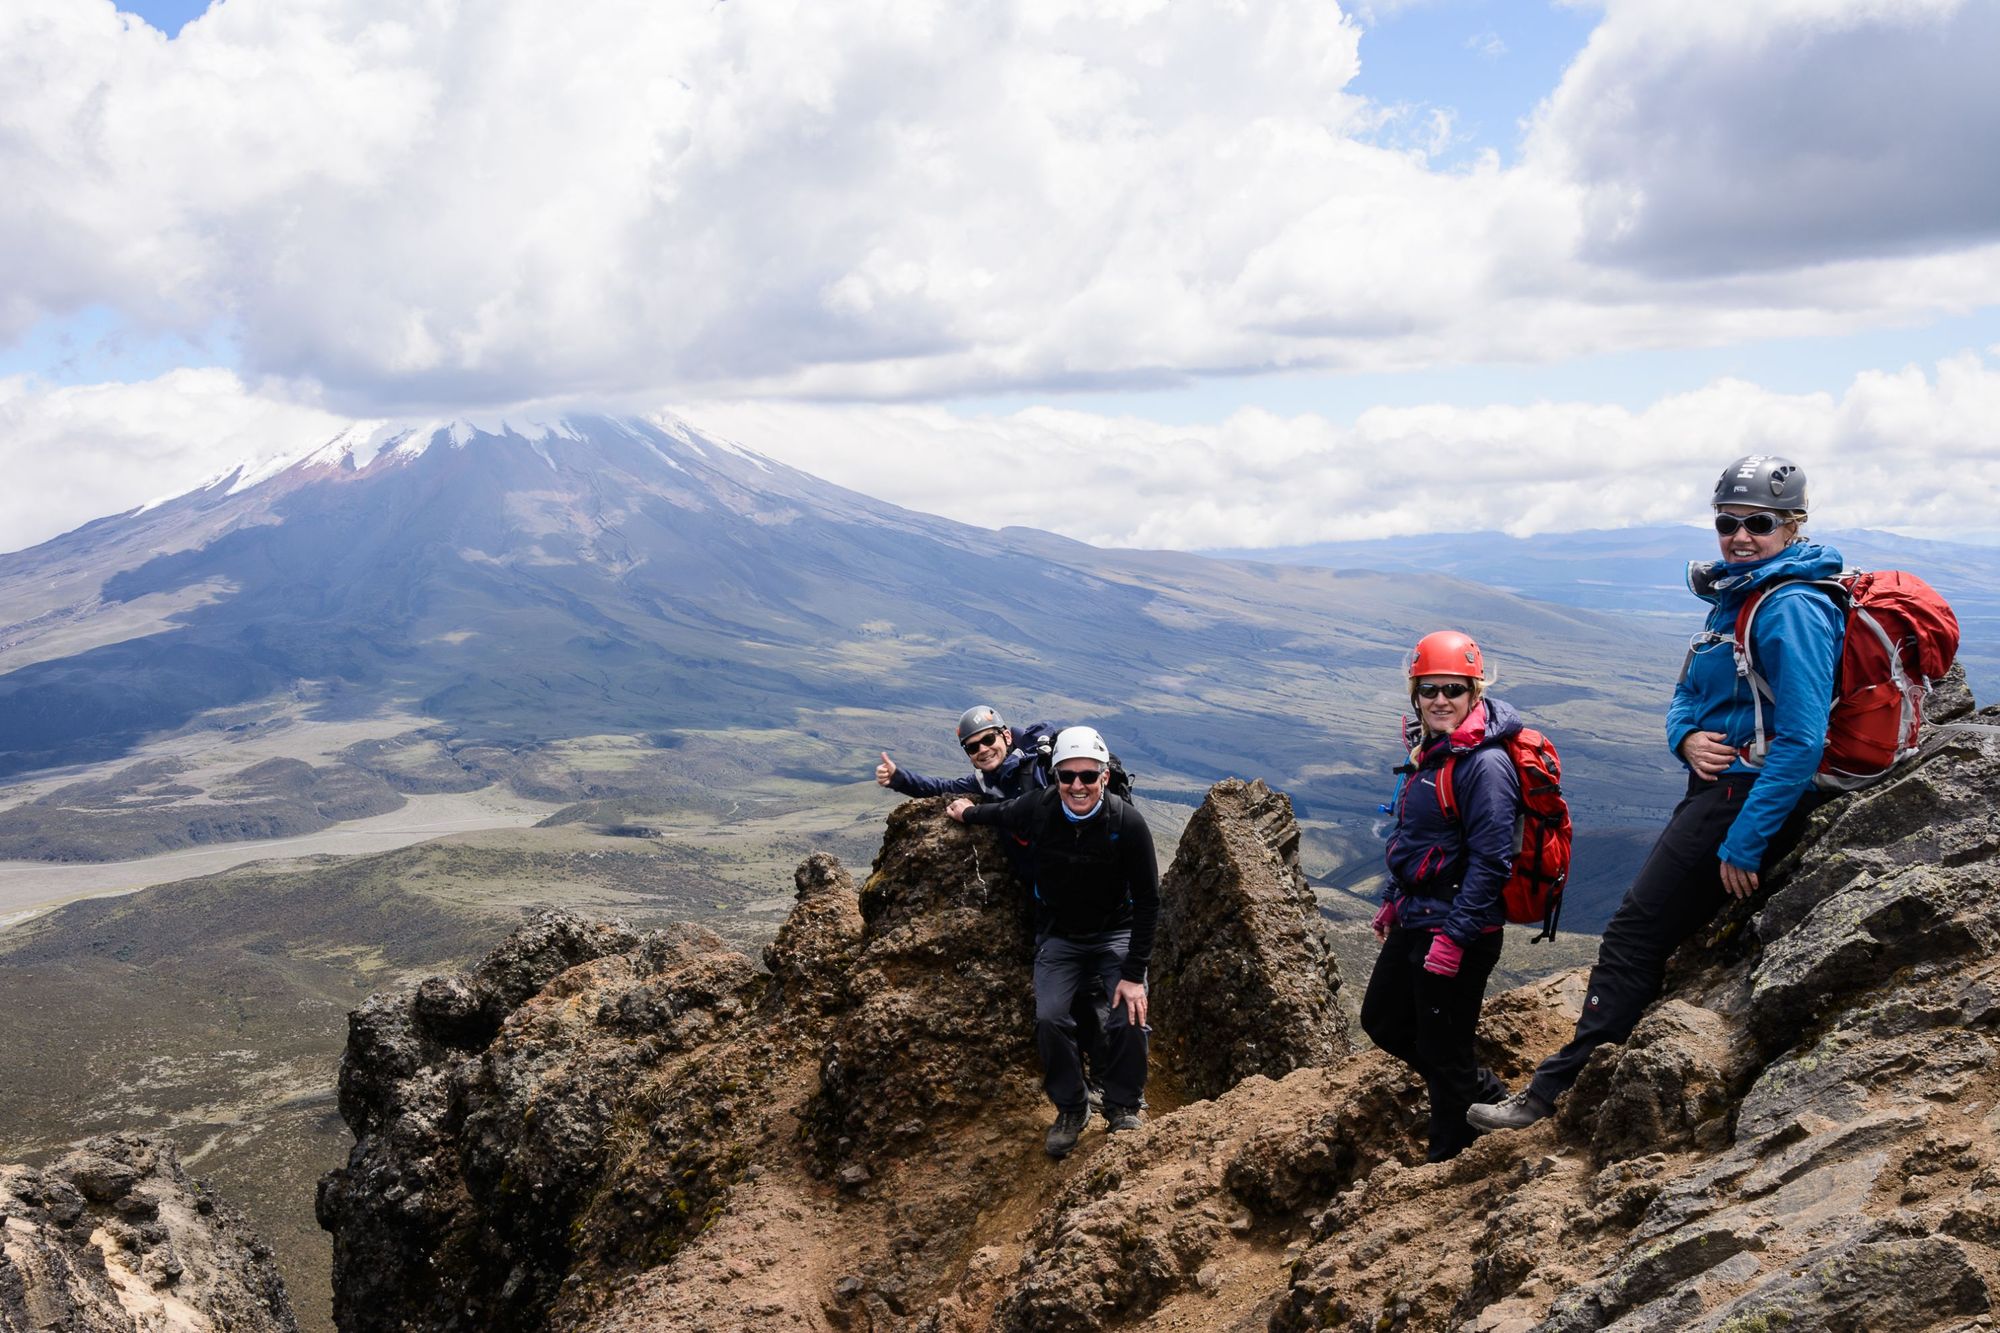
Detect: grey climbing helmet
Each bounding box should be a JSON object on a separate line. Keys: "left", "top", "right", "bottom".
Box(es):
{"left": 956, "top": 705, "right": 1007, "bottom": 742}
{"left": 1712, "top": 455, "right": 1808, "bottom": 512}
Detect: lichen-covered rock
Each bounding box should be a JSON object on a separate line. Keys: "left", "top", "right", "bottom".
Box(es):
{"left": 468, "top": 910, "right": 643, "bottom": 1029}
{"left": 0, "top": 1134, "right": 297, "bottom": 1333}
{"left": 763, "top": 851, "right": 864, "bottom": 1015}
{"left": 1695, "top": 1233, "right": 1989, "bottom": 1330}
{"left": 1748, "top": 863, "right": 1995, "bottom": 1046}
{"left": 1558, "top": 999, "right": 1749, "bottom": 1159}
{"left": 805, "top": 797, "right": 1039, "bottom": 1165}
{"left": 317, "top": 911, "right": 767, "bottom": 1333}
{"left": 1152, "top": 779, "right": 1349, "bottom": 1099}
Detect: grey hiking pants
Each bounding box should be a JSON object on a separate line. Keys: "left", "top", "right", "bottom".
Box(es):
{"left": 1034, "top": 930, "right": 1148, "bottom": 1112}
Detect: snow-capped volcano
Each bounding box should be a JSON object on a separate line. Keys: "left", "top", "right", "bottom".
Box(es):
{"left": 0, "top": 411, "right": 1054, "bottom": 773}
{"left": 0, "top": 410, "right": 1683, "bottom": 927}
{"left": 146, "top": 411, "right": 782, "bottom": 506}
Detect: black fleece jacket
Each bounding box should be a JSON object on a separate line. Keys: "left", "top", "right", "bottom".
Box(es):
{"left": 960, "top": 788, "right": 1159, "bottom": 981}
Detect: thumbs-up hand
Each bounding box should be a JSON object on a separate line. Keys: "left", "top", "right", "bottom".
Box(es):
{"left": 875, "top": 752, "right": 897, "bottom": 786}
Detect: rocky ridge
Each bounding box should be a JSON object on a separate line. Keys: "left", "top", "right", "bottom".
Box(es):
{"left": 319, "top": 681, "right": 2000, "bottom": 1331}
{"left": 0, "top": 1133, "right": 297, "bottom": 1333}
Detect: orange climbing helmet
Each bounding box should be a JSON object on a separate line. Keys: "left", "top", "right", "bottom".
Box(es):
{"left": 1407, "top": 630, "right": 1485, "bottom": 680}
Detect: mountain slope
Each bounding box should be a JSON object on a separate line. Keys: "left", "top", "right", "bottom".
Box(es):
{"left": 0, "top": 414, "right": 1685, "bottom": 923}
{"left": 1208, "top": 524, "right": 2000, "bottom": 699}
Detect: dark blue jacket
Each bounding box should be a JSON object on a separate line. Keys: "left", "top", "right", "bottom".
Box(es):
{"left": 1383, "top": 697, "right": 1523, "bottom": 946}
{"left": 1668, "top": 541, "right": 1844, "bottom": 870}
{"left": 886, "top": 748, "right": 1045, "bottom": 801}
{"left": 960, "top": 789, "right": 1159, "bottom": 979}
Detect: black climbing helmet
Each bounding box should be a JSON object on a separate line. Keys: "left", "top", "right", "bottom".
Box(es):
{"left": 956, "top": 705, "right": 1007, "bottom": 743}
{"left": 1713, "top": 455, "right": 1808, "bottom": 512}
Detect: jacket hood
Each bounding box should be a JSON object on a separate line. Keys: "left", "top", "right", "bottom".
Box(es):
{"left": 1687, "top": 540, "right": 1845, "bottom": 605}
{"left": 976, "top": 750, "right": 1033, "bottom": 795}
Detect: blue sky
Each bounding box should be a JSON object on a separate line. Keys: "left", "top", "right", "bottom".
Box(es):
{"left": 120, "top": 0, "right": 209, "bottom": 37}
{"left": 1349, "top": 0, "right": 1600, "bottom": 168}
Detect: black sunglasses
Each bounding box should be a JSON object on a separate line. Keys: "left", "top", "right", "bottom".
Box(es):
{"left": 1714, "top": 511, "right": 1786, "bottom": 537}
{"left": 1055, "top": 768, "right": 1106, "bottom": 786}
{"left": 961, "top": 730, "right": 1004, "bottom": 755}
{"left": 1414, "top": 682, "right": 1472, "bottom": 700}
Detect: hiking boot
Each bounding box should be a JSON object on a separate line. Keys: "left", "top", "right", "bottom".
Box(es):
{"left": 1466, "top": 1090, "right": 1553, "bottom": 1133}
{"left": 1085, "top": 1080, "right": 1105, "bottom": 1115}
{"left": 1104, "top": 1103, "right": 1143, "bottom": 1133}
{"left": 1045, "top": 1105, "right": 1089, "bottom": 1158}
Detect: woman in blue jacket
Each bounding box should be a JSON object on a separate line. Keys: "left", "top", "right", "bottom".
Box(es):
{"left": 1361, "top": 629, "right": 1520, "bottom": 1162}
{"left": 1470, "top": 454, "right": 1843, "bottom": 1134}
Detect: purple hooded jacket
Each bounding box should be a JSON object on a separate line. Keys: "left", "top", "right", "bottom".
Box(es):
{"left": 1383, "top": 696, "right": 1523, "bottom": 946}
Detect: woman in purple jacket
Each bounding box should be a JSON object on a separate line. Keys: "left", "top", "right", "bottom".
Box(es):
{"left": 1361, "top": 630, "right": 1521, "bottom": 1161}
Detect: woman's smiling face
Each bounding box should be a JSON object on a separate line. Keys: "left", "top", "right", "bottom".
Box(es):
{"left": 1414, "top": 676, "right": 1476, "bottom": 736}
{"left": 1715, "top": 505, "right": 1796, "bottom": 564}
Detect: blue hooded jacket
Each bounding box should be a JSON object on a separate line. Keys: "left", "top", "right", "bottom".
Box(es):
{"left": 1667, "top": 541, "right": 1845, "bottom": 870}
{"left": 1384, "top": 696, "right": 1523, "bottom": 946}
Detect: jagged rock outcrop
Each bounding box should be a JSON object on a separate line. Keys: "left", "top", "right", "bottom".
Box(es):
{"left": 805, "top": 798, "right": 1039, "bottom": 1167}
{"left": 1006, "top": 681, "right": 2000, "bottom": 1333}
{"left": 316, "top": 910, "right": 768, "bottom": 1332}
{"left": 982, "top": 973, "right": 1584, "bottom": 1331}
{"left": 325, "top": 695, "right": 2000, "bottom": 1333}
{"left": 320, "top": 784, "right": 1348, "bottom": 1332}
{"left": 0, "top": 1134, "right": 296, "bottom": 1333}
{"left": 1153, "top": 778, "right": 1350, "bottom": 1098}
{"left": 764, "top": 852, "right": 865, "bottom": 1015}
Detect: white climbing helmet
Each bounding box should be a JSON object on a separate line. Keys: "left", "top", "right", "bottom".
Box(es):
{"left": 1049, "top": 726, "right": 1111, "bottom": 770}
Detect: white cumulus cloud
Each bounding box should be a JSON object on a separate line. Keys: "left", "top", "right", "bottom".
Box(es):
{"left": 0, "top": 0, "right": 1997, "bottom": 410}
{"left": 678, "top": 350, "right": 2000, "bottom": 547}
{"left": 2, "top": 352, "right": 1996, "bottom": 553}
{"left": 0, "top": 369, "right": 346, "bottom": 553}
{"left": 1529, "top": 0, "right": 2000, "bottom": 277}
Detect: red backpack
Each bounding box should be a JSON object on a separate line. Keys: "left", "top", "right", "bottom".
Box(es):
{"left": 1733, "top": 570, "right": 1960, "bottom": 790}
{"left": 1437, "top": 728, "right": 1573, "bottom": 942}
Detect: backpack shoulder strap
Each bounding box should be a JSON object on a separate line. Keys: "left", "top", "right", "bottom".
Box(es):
{"left": 1733, "top": 576, "right": 1846, "bottom": 653}
{"left": 1435, "top": 754, "right": 1460, "bottom": 821}
{"left": 1731, "top": 574, "right": 1847, "bottom": 764}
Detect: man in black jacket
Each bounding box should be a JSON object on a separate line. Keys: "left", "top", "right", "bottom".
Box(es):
{"left": 879, "top": 705, "right": 1115, "bottom": 1096}
{"left": 948, "top": 726, "right": 1158, "bottom": 1158}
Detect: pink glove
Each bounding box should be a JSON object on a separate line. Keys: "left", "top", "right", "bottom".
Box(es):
{"left": 1423, "top": 934, "right": 1463, "bottom": 977}
{"left": 1371, "top": 900, "right": 1398, "bottom": 941}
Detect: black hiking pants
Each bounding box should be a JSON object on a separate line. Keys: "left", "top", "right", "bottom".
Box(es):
{"left": 1361, "top": 923, "right": 1506, "bottom": 1162}
{"left": 1034, "top": 931, "right": 1147, "bottom": 1112}
{"left": 1527, "top": 773, "right": 1827, "bottom": 1106}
